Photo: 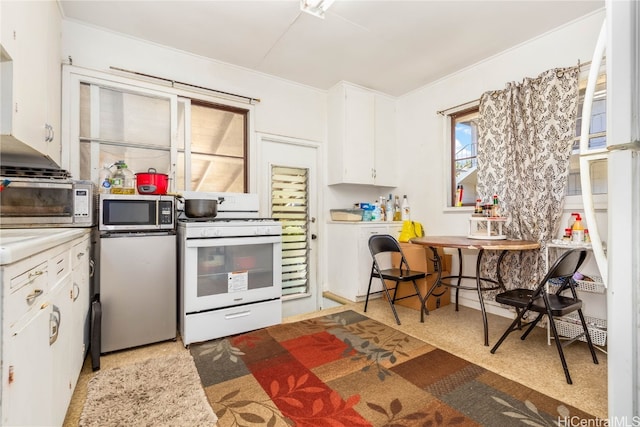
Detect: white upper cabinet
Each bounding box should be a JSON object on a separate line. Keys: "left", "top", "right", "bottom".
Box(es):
{"left": 0, "top": 0, "right": 62, "bottom": 164}
{"left": 373, "top": 94, "right": 398, "bottom": 187}
{"left": 327, "top": 82, "right": 398, "bottom": 186}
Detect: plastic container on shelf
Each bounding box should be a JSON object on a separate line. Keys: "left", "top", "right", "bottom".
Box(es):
{"left": 330, "top": 209, "right": 364, "bottom": 221}
{"left": 98, "top": 164, "right": 113, "bottom": 194}
{"left": 110, "top": 161, "right": 136, "bottom": 194}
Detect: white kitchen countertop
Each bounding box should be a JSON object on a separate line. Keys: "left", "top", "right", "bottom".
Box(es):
{"left": 0, "top": 228, "right": 90, "bottom": 265}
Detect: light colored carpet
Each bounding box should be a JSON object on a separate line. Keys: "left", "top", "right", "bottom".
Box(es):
{"left": 79, "top": 352, "right": 218, "bottom": 427}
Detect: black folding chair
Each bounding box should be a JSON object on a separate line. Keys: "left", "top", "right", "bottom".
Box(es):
{"left": 490, "top": 248, "right": 599, "bottom": 384}
{"left": 364, "top": 234, "right": 427, "bottom": 325}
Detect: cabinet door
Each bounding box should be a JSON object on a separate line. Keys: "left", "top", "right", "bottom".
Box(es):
{"left": 70, "top": 237, "right": 91, "bottom": 380}
{"left": 357, "top": 226, "right": 392, "bottom": 296}
{"left": 0, "top": 0, "right": 59, "bottom": 158}
{"left": 44, "top": 0, "right": 62, "bottom": 163}
{"left": 373, "top": 95, "right": 398, "bottom": 186}
{"left": 2, "top": 306, "right": 53, "bottom": 427}
{"left": 50, "top": 274, "right": 75, "bottom": 426}
{"left": 343, "top": 86, "right": 375, "bottom": 184}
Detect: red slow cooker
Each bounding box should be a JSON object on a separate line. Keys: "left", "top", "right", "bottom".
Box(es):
{"left": 135, "top": 168, "right": 169, "bottom": 195}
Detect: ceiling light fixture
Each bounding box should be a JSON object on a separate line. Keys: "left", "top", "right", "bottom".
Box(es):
{"left": 300, "top": 0, "right": 335, "bottom": 19}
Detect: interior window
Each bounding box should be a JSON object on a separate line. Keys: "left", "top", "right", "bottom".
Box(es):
{"left": 450, "top": 107, "right": 479, "bottom": 207}
{"left": 176, "top": 101, "right": 248, "bottom": 193}
{"left": 78, "top": 82, "right": 248, "bottom": 193}
{"left": 79, "top": 83, "right": 172, "bottom": 183}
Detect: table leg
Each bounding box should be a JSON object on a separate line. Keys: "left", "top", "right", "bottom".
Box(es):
{"left": 475, "top": 248, "right": 490, "bottom": 346}
{"left": 496, "top": 249, "right": 508, "bottom": 291}
{"left": 455, "top": 248, "right": 463, "bottom": 311}
{"left": 422, "top": 246, "right": 443, "bottom": 316}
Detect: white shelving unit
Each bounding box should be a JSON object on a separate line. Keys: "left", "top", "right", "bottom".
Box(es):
{"left": 545, "top": 241, "right": 607, "bottom": 353}
{"left": 468, "top": 216, "right": 507, "bottom": 240}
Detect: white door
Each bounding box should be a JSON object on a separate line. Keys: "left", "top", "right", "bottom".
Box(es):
{"left": 259, "top": 134, "right": 320, "bottom": 317}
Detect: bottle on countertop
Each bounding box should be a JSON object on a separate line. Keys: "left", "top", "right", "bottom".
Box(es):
{"left": 393, "top": 196, "right": 401, "bottom": 221}
{"left": 491, "top": 194, "right": 500, "bottom": 217}
{"left": 401, "top": 195, "right": 410, "bottom": 221}
{"left": 385, "top": 194, "right": 394, "bottom": 222}
{"left": 379, "top": 196, "right": 387, "bottom": 221}
{"left": 372, "top": 201, "right": 382, "bottom": 221}
{"left": 98, "top": 163, "right": 113, "bottom": 194}
{"left": 474, "top": 198, "right": 482, "bottom": 215}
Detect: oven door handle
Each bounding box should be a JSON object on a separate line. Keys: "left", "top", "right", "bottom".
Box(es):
{"left": 185, "top": 235, "right": 282, "bottom": 248}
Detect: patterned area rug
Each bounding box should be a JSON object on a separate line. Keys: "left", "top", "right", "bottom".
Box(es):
{"left": 190, "top": 310, "right": 595, "bottom": 427}
{"left": 80, "top": 353, "right": 218, "bottom": 427}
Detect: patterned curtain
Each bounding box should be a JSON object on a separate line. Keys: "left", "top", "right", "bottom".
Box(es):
{"left": 477, "top": 67, "right": 579, "bottom": 293}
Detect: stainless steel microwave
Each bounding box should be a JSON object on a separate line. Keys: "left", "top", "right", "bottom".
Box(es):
{"left": 99, "top": 194, "right": 175, "bottom": 232}
{"left": 0, "top": 179, "right": 95, "bottom": 228}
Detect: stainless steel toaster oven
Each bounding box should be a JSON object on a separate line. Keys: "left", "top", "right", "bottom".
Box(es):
{"left": 0, "top": 178, "right": 96, "bottom": 228}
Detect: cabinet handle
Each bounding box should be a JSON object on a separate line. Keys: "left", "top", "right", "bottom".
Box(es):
{"left": 77, "top": 251, "right": 86, "bottom": 260}
{"left": 49, "top": 305, "right": 61, "bottom": 345}
{"left": 28, "top": 270, "right": 44, "bottom": 280}
{"left": 72, "top": 283, "right": 80, "bottom": 302}
{"left": 25, "top": 289, "right": 44, "bottom": 305}
{"left": 44, "top": 124, "right": 54, "bottom": 142}
{"left": 89, "top": 259, "right": 95, "bottom": 278}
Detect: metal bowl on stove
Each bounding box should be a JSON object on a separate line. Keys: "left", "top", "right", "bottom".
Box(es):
{"left": 176, "top": 196, "right": 224, "bottom": 219}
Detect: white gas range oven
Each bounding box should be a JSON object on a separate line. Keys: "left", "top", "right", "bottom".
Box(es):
{"left": 177, "top": 192, "right": 282, "bottom": 346}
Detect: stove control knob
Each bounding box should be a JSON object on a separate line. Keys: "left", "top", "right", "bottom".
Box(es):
{"left": 200, "top": 228, "right": 211, "bottom": 237}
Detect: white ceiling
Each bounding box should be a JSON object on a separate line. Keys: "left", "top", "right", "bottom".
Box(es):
{"left": 59, "top": 0, "right": 603, "bottom": 97}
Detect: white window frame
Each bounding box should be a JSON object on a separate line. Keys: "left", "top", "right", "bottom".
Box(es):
{"left": 442, "top": 101, "right": 479, "bottom": 212}
{"left": 61, "top": 65, "right": 256, "bottom": 191}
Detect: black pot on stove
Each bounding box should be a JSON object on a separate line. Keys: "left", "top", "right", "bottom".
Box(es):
{"left": 177, "top": 196, "right": 224, "bottom": 219}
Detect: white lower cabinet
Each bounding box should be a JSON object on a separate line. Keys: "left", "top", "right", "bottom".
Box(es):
{"left": 50, "top": 273, "right": 76, "bottom": 426}
{"left": 1, "top": 231, "right": 90, "bottom": 426}
{"left": 326, "top": 222, "right": 402, "bottom": 302}
{"left": 4, "top": 304, "right": 53, "bottom": 427}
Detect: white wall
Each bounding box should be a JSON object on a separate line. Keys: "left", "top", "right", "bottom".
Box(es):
{"left": 61, "top": 21, "right": 327, "bottom": 146}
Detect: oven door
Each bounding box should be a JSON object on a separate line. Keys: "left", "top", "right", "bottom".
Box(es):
{"left": 182, "top": 235, "right": 282, "bottom": 313}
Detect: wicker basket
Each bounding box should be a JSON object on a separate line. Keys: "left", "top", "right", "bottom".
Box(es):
{"left": 554, "top": 313, "right": 607, "bottom": 346}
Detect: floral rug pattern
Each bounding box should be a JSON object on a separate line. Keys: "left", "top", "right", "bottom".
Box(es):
{"left": 190, "top": 310, "right": 593, "bottom": 426}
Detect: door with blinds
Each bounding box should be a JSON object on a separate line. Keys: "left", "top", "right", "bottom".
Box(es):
{"left": 259, "top": 135, "right": 319, "bottom": 317}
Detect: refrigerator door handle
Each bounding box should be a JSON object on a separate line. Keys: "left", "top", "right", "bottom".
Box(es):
{"left": 579, "top": 19, "right": 608, "bottom": 287}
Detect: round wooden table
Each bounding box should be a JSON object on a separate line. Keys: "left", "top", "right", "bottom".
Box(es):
{"left": 410, "top": 236, "right": 540, "bottom": 346}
